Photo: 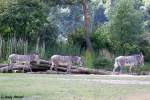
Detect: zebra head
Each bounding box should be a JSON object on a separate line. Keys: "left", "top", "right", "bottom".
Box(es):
{"left": 136, "top": 53, "right": 144, "bottom": 67}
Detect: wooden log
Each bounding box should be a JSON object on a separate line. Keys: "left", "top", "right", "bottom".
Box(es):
{"left": 48, "top": 66, "right": 111, "bottom": 75}
{"left": 27, "top": 70, "right": 66, "bottom": 74}
{"left": 31, "top": 59, "right": 50, "bottom": 65}
{"left": 0, "top": 66, "right": 9, "bottom": 73}
{"left": 0, "top": 64, "right": 111, "bottom": 75}
{"left": 0, "top": 59, "right": 111, "bottom": 75}
{"left": 0, "top": 64, "right": 9, "bottom": 68}
{"left": 72, "top": 67, "right": 111, "bottom": 75}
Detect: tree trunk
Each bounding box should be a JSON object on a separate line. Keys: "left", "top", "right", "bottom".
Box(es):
{"left": 36, "top": 37, "right": 40, "bottom": 54}
{"left": 82, "top": 0, "right": 94, "bottom": 52}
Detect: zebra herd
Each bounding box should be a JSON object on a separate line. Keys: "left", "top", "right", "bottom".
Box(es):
{"left": 8, "top": 54, "right": 83, "bottom": 73}
{"left": 8, "top": 53, "right": 144, "bottom": 74}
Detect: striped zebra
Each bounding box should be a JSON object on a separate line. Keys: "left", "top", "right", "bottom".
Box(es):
{"left": 113, "top": 53, "right": 144, "bottom": 74}
{"left": 50, "top": 55, "right": 83, "bottom": 73}
{"left": 8, "top": 54, "right": 40, "bottom": 72}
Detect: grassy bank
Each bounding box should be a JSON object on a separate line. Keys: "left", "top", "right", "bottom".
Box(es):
{"left": 0, "top": 74, "right": 150, "bottom": 100}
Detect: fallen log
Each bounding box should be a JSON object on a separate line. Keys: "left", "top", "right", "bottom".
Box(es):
{"left": 31, "top": 59, "right": 50, "bottom": 65}
{"left": 27, "top": 70, "right": 66, "bottom": 74}
{"left": 0, "top": 64, "right": 111, "bottom": 75}
{"left": 0, "top": 64, "right": 9, "bottom": 68}
{"left": 0, "top": 66, "right": 10, "bottom": 73}
{"left": 0, "top": 59, "right": 111, "bottom": 75}
{"left": 71, "top": 67, "right": 111, "bottom": 75}
{"left": 31, "top": 62, "right": 111, "bottom": 75}
{"left": 46, "top": 67, "right": 111, "bottom": 75}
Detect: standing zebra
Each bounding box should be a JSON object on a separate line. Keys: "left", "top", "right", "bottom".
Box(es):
{"left": 113, "top": 53, "right": 144, "bottom": 74}
{"left": 8, "top": 54, "right": 39, "bottom": 72}
{"left": 50, "top": 55, "right": 83, "bottom": 73}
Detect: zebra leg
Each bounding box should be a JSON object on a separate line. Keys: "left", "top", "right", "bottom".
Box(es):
{"left": 129, "top": 66, "right": 133, "bottom": 75}
{"left": 28, "top": 64, "right": 32, "bottom": 72}
{"left": 69, "top": 66, "right": 71, "bottom": 74}
{"left": 10, "top": 63, "right": 14, "bottom": 72}
{"left": 66, "top": 65, "right": 71, "bottom": 74}
{"left": 22, "top": 65, "right": 25, "bottom": 73}
{"left": 8, "top": 58, "right": 12, "bottom": 72}
{"left": 113, "top": 67, "right": 116, "bottom": 73}
{"left": 113, "top": 62, "right": 119, "bottom": 74}
{"left": 119, "top": 66, "right": 122, "bottom": 74}
{"left": 113, "top": 66, "right": 119, "bottom": 74}
{"left": 54, "top": 65, "right": 58, "bottom": 73}
{"left": 50, "top": 62, "right": 54, "bottom": 71}
{"left": 113, "top": 67, "right": 117, "bottom": 75}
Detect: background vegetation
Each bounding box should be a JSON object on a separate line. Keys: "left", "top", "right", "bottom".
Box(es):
{"left": 0, "top": 0, "right": 150, "bottom": 70}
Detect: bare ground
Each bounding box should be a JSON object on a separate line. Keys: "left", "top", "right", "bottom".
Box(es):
{"left": 50, "top": 74, "right": 150, "bottom": 85}
{"left": 115, "top": 92, "right": 150, "bottom": 100}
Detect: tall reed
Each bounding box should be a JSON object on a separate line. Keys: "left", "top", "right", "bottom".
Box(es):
{"left": 0, "top": 36, "right": 32, "bottom": 62}
{"left": 0, "top": 36, "right": 82, "bottom": 62}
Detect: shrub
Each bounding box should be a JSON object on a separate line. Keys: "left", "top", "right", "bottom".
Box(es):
{"left": 142, "top": 47, "right": 150, "bottom": 62}
{"left": 83, "top": 50, "right": 94, "bottom": 68}
{"left": 93, "top": 57, "right": 112, "bottom": 69}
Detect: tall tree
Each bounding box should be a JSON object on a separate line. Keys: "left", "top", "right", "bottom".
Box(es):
{"left": 82, "top": 0, "right": 94, "bottom": 52}
{"left": 108, "top": 0, "right": 144, "bottom": 55}
{"left": 0, "top": 0, "right": 47, "bottom": 40}
{"left": 50, "top": 0, "right": 94, "bottom": 52}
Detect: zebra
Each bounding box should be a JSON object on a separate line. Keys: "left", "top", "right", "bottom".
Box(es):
{"left": 8, "top": 53, "right": 40, "bottom": 72}
{"left": 113, "top": 53, "right": 144, "bottom": 74}
{"left": 50, "top": 55, "right": 83, "bottom": 73}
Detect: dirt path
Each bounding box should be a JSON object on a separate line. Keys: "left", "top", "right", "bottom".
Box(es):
{"left": 53, "top": 74, "right": 150, "bottom": 85}
{"left": 116, "top": 93, "right": 150, "bottom": 100}
{"left": 57, "top": 78, "right": 150, "bottom": 85}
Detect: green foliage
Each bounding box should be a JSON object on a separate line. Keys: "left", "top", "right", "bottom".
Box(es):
{"left": 0, "top": 37, "right": 29, "bottom": 61}
{"left": 68, "top": 28, "right": 85, "bottom": 49}
{"left": 142, "top": 46, "right": 150, "bottom": 62}
{"left": 39, "top": 23, "right": 58, "bottom": 48}
{"left": 0, "top": 0, "right": 59, "bottom": 58}
{"left": 68, "top": 26, "right": 112, "bottom": 52}
{"left": 107, "top": 0, "right": 144, "bottom": 54}
{"left": 0, "top": 0, "right": 47, "bottom": 39}
{"left": 83, "top": 50, "right": 94, "bottom": 68}
{"left": 144, "top": 4, "right": 150, "bottom": 32}
{"left": 47, "top": 42, "right": 82, "bottom": 58}
{"left": 0, "top": 36, "right": 52, "bottom": 62}
{"left": 129, "top": 63, "right": 150, "bottom": 74}
{"left": 0, "top": 0, "right": 150, "bottom": 69}
{"left": 0, "top": 0, "right": 17, "bottom": 12}
{"left": 141, "top": 62, "right": 150, "bottom": 71}
{"left": 92, "top": 24, "right": 113, "bottom": 51}
{"left": 0, "top": 35, "right": 83, "bottom": 62}
{"left": 93, "top": 57, "right": 112, "bottom": 69}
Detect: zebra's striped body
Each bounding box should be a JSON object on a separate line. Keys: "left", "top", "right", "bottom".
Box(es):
{"left": 113, "top": 53, "right": 144, "bottom": 74}
{"left": 50, "top": 55, "right": 83, "bottom": 73}
{"left": 8, "top": 54, "right": 39, "bottom": 72}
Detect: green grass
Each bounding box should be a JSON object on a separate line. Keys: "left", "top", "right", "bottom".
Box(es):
{"left": 0, "top": 74, "right": 150, "bottom": 100}
{"left": 141, "top": 62, "right": 150, "bottom": 71}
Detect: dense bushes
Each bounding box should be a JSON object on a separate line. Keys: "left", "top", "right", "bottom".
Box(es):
{"left": 93, "top": 57, "right": 112, "bottom": 69}
{"left": 83, "top": 50, "right": 94, "bottom": 68}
